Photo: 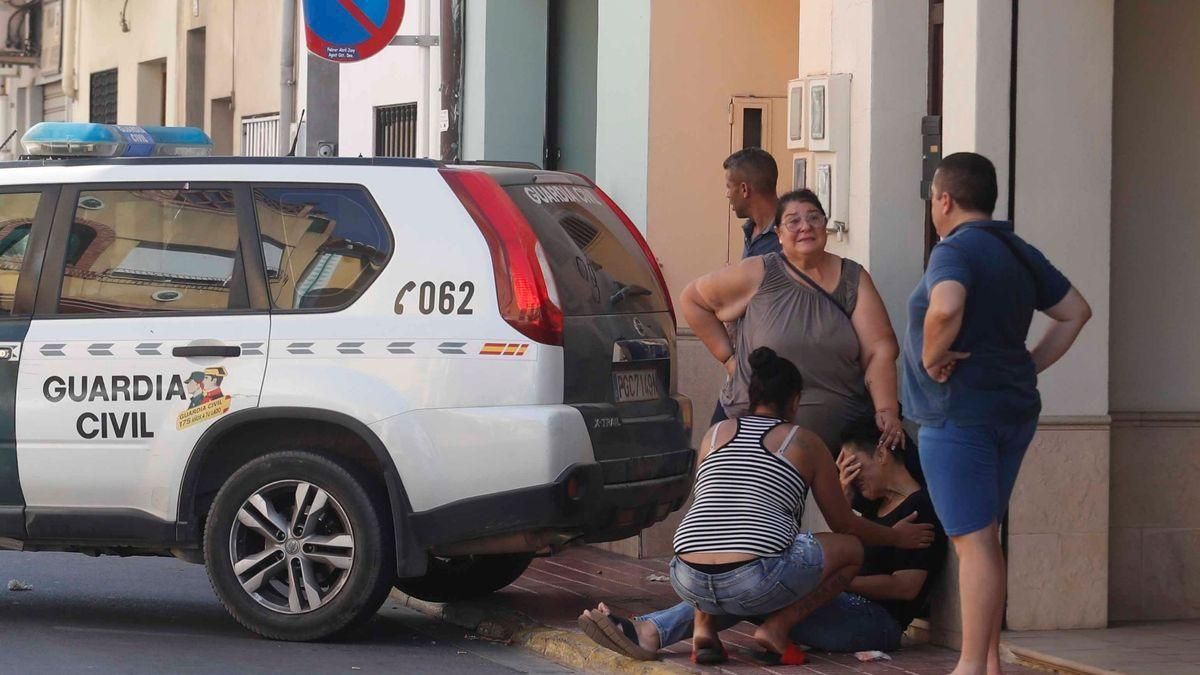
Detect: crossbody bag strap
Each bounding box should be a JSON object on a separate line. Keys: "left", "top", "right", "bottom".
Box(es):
{"left": 780, "top": 255, "right": 853, "bottom": 322}
{"left": 975, "top": 227, "right": 1039, "bottom": 288}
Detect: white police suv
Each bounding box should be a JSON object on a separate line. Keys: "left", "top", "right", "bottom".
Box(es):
{"left": 0, "top": 123, "right": 693, "bottom": 641}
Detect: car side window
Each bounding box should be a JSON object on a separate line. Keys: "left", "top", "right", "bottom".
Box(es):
{"left": 56, "top": 188, "right": 248, "bottom": 315}
{"left": 0, "top": 192, "right": 43, "bottom": 315}
{"left": 252, "top": 186, "right": 390, "bottom": 311}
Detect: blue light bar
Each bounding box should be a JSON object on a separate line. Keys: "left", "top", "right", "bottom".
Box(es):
{"left": 140, "top": 125, "right": 214, "bottom": 156}
{"left": 20, "top": 122, "right": 213, "bottom": 159}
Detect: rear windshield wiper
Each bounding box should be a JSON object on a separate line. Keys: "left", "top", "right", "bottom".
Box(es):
{"left": 610, "top": 282, "right": 652, "bottom": 306}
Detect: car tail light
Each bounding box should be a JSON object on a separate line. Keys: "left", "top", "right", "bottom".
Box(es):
{"left": 570, "top": 174, "right": 676, "bottom": 328}
{"left": 440, "top": 168, "right": 564, "bottom": 346}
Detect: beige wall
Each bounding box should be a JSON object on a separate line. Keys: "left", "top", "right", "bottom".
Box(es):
{"left": 1110, "top": 0, "right": 1200, "bottom": 413}
{"left": 179, "top": 0, "right": 283, "bottom": 155}
{"left": 1110, "top": 416, "right": 1200, "bottom": 621}
{"left": 1006, "top": 424, "right": 1110, "bottom": 630}
{"left": 602, "top": 0, "right": 797, "bottom": 557}
{"left": 644, "top": 0, "right": 799, "bottom": 302}
{"left": 1109, "top": 0, "right": 1200, "bottom": 622}
{"left": 75, "top": 0, "right": 179, "bottom": 125}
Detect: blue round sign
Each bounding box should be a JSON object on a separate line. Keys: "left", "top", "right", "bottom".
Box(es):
{"left": 303, "top": 0, "right": 406, "bottom": 63}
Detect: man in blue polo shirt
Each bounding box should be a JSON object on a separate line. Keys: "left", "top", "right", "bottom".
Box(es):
{"left": 902, "top": 152, "right": 1091, "bottom": 675}
{"left": 723, "top": 147, "right": 781, "bottom": 258}
{"left": 709, "top": 148, "right": 781, "bottom": 425}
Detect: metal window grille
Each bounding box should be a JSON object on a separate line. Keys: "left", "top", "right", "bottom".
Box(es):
{"left": 241, "top": 113, "right": 280, "bottom": 157}
{"left": 374, "top": 103, "right": 418, "bottom": 158}
{"left": 89, "top": 69, "right": 118, "bottom": 124}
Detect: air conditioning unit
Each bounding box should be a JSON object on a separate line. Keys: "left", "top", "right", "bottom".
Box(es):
{"left": 786, "top": 78, "right": 805, "bottom": 150}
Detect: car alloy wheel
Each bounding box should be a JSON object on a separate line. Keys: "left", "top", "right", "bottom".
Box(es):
{"left": 229, "top": 479, "right": 355, "bottom": 615}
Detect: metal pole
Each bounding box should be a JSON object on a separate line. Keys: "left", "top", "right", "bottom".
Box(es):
{"left": 439, "top": 0, "right": 463, "bottom": 162}
{"left": 418, "top": 0, "right": 431, "bottom": 157}
{"left": 278, "top": 0, "right": 296, "bottom": 156}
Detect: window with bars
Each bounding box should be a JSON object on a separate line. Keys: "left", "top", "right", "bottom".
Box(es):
{"left": 241, "top": 113, "right": 280, "bottom": 157}
{"left": 374, "top": 103, "right": 418, "bottom": 158}
{"left": 89, "top": 69, "right": 118, "bottom": 124}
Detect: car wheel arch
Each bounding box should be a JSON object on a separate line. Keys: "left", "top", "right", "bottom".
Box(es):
{"left": 176, "top": 406, "right": 427, "bottom": 577}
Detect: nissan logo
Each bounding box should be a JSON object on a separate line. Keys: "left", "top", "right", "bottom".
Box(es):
{"left": 632, "top": 318, "right": 649, "bottom": 337}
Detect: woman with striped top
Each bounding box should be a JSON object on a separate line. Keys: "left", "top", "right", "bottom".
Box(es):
{"left": 669, "top": 348, "right": 935, "bottom": 665}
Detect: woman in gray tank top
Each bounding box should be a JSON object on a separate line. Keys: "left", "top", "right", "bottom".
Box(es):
{"left": 680, "top": 189, "right": 904, "bottom": 455}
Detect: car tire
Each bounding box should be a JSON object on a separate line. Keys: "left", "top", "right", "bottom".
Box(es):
{"left": 394, "top": 553, "right": 534, "bottom": 603}
{"left": 204, "top": 450, "right": 395, "bottom": 641}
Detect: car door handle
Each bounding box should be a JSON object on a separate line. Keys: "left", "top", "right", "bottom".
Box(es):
{"left": 172, "top": 345, "right": 242, "bottom": 358}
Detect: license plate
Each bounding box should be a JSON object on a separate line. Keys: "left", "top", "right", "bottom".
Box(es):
{"left": 614, "top": 369, "right": 662, "bottom": 403}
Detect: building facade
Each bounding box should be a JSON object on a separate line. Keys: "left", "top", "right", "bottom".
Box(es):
{"left": 454, "top": 0, "right": 1200, "bottom": 642}
{"left": 0, "top": 0, "right": 1192, "bottom": 644}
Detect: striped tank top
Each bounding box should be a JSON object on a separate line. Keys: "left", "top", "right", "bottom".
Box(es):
{"left": 673, "top": 415, "right": 811, "bottom": 557}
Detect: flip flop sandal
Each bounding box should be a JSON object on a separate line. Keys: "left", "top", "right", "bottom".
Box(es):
{"left": 691, "top": 640, "right": 728, "bottom": 665}
{"left": 577, "top": 612, "right": 626, "bottom": 656}
{"left": 753, "top": 642, "right": 807, "bottom": 666}
{"left": 577, "top": 610, "right": 658, "bottom": 661}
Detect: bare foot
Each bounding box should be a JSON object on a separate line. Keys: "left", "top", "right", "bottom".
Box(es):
{"left": 752, "top": 613, "right": 791, "bottom": 655}
{"left": 594, "top": 601, "right": 660, "bottom": 651}
{"left": 693, "top": 608, "right": 718, "bottom": 644}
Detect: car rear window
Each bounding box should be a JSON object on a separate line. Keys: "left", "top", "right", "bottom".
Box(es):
{"left": 504, "top": 183, "right": 666, "bottom": 316}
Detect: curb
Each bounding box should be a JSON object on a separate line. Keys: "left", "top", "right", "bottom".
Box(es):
{"left": 1001, "top": 642, "right": 1124, "bottom": 675}
{"left": 391, "top": 590, "right": 695, "bottom": 674}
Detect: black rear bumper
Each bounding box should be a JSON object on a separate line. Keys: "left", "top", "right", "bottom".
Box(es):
{"left": 407, "top": 457, "right": 694, "bottom": 549}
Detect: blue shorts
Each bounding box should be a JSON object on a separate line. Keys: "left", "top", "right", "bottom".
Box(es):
{"left": 669, "top": 533, "right": 825, "bottom": 617}
{"left": 918, "top": 417, "right": 1038, "bottom": 536}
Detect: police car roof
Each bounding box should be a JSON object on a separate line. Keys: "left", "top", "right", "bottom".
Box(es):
{"left": 0, "top": 156, "right": 442, "bottom": 170}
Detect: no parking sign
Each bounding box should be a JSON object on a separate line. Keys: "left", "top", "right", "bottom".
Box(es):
{"left": 303, "top": 0, "right": 406, "bottom": 63}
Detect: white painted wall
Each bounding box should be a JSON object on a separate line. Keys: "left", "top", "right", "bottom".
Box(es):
{"left": 594, "top": 0, "right": 651, "bottom": 233}
{"left": 793, "top": 0, "right": 927, "bottom": 333}
{"left": 866, "top": 0, "right": 928, "bottom": 335}
{"left": 939, "top": 0, "right": 1112, "bottom": 417}
{"left": 798, "top": 0, "right": 833, "bottom": 77}
{"left": 338, "top": 1, "right": 441, "bottom": 158}
{"left": 942, "top": 0, "right": 1013, "bottom": 220}
{"left": 1014, "top": 0, "right": 1113, "bottom": 418}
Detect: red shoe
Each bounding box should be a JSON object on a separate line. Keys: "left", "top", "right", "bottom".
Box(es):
{"left": 753, "top": 642, "right": 807, "bottom": 666}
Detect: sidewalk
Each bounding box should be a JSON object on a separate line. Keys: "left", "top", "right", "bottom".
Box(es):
{"left": 398, "top": 545, "right": 1041, "bottom": 674}
{"left": 1003, "top": 620, "right": 1200, "bottom": 675}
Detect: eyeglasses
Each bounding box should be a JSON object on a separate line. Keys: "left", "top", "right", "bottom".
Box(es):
{"left": 781, "top": 212, "right": 827, "bottom": 232}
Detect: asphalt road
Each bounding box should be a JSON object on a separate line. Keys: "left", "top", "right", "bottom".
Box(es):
{"left": 0, "top": 551, "right": 572, "bottom": 674}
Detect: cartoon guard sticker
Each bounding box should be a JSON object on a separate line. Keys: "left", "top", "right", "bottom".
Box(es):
{"left": 178, "top": 366, "right": 232, "bottom": 430}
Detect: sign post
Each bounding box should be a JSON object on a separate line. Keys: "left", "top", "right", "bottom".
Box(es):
{"left": 303, "top": 0, "right": 406, "bottom": 63}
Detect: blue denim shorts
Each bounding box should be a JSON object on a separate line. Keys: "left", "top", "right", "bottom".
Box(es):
{"left": 918, "top": 416, "right": 1038, "bottom": 536}
{"left": 669, "top": 533, "right": 825, "bottom": 617}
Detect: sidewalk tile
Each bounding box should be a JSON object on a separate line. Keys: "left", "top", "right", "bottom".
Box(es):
{"left": 499, "top": 546, "right": 1044, "bottom": 674}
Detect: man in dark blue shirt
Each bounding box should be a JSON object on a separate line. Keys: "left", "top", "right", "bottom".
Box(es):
{"left": 709, "top": 148, "right": 782, "bottom": 424}
{"left": 724, "top": 147, "right": 781, "bottom": 259}
{"left": 902, "top": 152, "right": 1091, "bottom": 675}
